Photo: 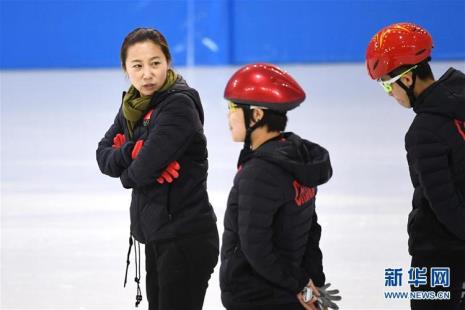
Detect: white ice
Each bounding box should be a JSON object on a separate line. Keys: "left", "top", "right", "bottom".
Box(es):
{"left": 2, "top": 61, "right": 464, "bottom": 309}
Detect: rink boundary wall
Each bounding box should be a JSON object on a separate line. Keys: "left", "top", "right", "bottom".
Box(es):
{"left": 1, "top": 0, "right": 464, "bottom": 69}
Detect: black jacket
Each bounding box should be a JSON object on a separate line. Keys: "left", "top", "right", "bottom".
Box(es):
{"left": 97, "top": 77, "right": 217, "bottom": 243}
{"left": 406, "top": 68, "right": 465, "bottom": 255}
{"left": 220, "top": 133, "right": 332, "bottom": 308}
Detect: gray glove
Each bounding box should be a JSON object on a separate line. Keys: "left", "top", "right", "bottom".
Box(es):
{"left": 317, "top": 283, "right": 341, "bottom": 310}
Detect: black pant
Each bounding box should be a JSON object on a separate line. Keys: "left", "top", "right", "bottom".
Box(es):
{"left": 410, "top": 253, "right": 465, "bottom": 310}
{"left": 145, "top": 228, "right": 219, "bottom": 310}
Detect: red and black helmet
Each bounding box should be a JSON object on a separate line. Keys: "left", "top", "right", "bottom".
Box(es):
{"left": 366, "top": 22, "right": 433, "bottom": 80}
{"left": 224, "top": 63, "right": 306, "bottom": 111}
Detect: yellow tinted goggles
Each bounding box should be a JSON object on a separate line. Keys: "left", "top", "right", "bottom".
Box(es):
{"left": 228, "top": 101, "right": 240, "bottom": 112}
{"left": 378, "top": 65, "right": 417, "bottom": 93}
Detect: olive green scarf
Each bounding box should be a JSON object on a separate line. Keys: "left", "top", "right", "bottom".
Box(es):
{"left": 122, "top": 69, "right": 177, "bottom": 137}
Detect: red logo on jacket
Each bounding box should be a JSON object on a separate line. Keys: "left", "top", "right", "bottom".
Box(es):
{"left": 454, "top": 119, "right": 465, "bottom": 140}
{"left": 143, "top": 109, "right": 155, "bottom": 126}
{"left": 293, "top": 180, "right": 316, "bottom": 206}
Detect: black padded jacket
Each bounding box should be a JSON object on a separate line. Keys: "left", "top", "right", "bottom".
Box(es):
{"left": 406, "top": 68, "right": 465, "bottom": 255}
{"left": 220, "top": 133, "right": 332, "bottom": 309}
{"left": 97, "top": 77, "right": 217, "bottom": 243}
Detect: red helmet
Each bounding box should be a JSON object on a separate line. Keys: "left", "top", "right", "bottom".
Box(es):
{"left": 224, "top": 63, "right": 305, "bottom": 111}
{"left": 366, "top": 22, "right": 433, "bottom": 80}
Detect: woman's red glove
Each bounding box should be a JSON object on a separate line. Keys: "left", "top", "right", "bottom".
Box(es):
{"left": 112, "top": 133, "right": 126, "bottom": 149}
{"left": 157, "top": 161, "right": 181, "bottom": 184}
{"left": 131, "top": 140, "right": 144, "bottom": 159}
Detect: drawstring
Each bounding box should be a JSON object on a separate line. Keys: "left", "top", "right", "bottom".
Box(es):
{"left": 123, "top": 233, "right": 143, "bottom": 307}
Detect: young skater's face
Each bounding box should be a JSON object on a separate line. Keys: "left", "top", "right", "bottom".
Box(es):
{"left": 124, "top": 41, "right": 170, "bottom": 97}
{"left": 380, "top": 74, "right": 412, "bottom": 109}
{"left": 228, "top": 104, "right": 246, "bottom": 142}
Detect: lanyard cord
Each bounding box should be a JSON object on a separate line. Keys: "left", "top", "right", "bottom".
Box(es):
{"left": 123, "top": 233, "right": 143, "bottom": 307}
{"left": 134, "top": 239, "right": 142, "bottom": 307}
{"left": 124, "top": 233, "right": 133, "bottom": 287}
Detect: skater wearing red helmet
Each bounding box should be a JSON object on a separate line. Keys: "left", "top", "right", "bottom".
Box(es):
{"left": 366, "top": 22, "right": 465, "bottom": 309}
{"left": 220, "top": 63, "right": 341, "bottom": 310}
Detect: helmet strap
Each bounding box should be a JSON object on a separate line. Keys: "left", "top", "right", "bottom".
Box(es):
{"left": 242, "top": 106, "right": 252, "bottom": 149}
{"left": 396, "top": 71, "right": 417, "bottom": 108}
{"left": 242, "top": 106, "right": 266, "bottom": 150}
{"left": 237, "top": 107, "right": 265, "bottom": 167}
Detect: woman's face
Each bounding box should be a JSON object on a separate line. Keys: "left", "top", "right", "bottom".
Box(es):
{"left": 124, "top": 41, "right": 169, "bottom": 97}
{"left": 228, "top": 108, "right": 246, "bottom": 142}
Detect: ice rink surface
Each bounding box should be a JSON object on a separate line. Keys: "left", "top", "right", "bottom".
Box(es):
{"left": 2, "top": 61, "right": 464, "bottom": 309}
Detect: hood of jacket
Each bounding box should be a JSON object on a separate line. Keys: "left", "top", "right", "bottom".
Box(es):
{"left": 414, "top": 67, "right": 465, "bottom": 120}
{"left": 149, "top": 75, "right": 204, "bottom": 124}
{"left": 253, "top": 132, "right": 332, "bottom": 187}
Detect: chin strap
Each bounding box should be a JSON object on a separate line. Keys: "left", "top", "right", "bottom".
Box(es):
{"left": 395, "top": 71, "right": 417, "bottom": 108}
{"left": 243, "top": 106, "right": 265, "bottom": 149}
{"left": 237, "top": 106, "right": 264, "bottom": 167}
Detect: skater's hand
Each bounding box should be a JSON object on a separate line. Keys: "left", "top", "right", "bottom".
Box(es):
{"left": 307, "top": 279, "right": 320, "bottom": 296}
{"left": 297, "top": 291, "right": 319, "bottom": 310}
{"left": 112, "top": 133, "right": 126, "bottom": 149}
{"left": 157, "top": 161, "right": 180, "bottom": 184}
{"left": 317, "top": 283, "right": 341, "bottom": 310}
{"left": 297, "top": 279, "right": 320, "bottom": 310}
{"left": 131, "top": 140, "right": 144, "bottom": 160}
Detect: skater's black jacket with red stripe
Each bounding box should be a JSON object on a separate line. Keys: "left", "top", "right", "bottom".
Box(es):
{"left": 406, "top": 67, "right": 465, "bottom": 255}
{"left": 96, "top": 77, "right": 217, "bottom": 243}
{"left": 220, "top": 133, "right": 332, "bottom": 309}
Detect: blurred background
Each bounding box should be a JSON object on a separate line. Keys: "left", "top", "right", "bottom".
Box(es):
{"left": 1, "top": 1, "right": 464, "bottom": 309}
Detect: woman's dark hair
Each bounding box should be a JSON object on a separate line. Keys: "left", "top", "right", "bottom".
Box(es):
{"left": 389, "top": 57, "right": 434, "bottom": 80}
{"left": 120, "top": 28, "right": 171, "bottom": 70}
{"left": 256, "top": 110, "right": 288, "bottom": 132}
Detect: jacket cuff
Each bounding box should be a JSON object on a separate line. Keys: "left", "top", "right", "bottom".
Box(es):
{"left": 120, "top": 169, "right": 135, "bottom": 189}
{"left": 292, "top": 266, "right": 312, "bottom": 294}
{"left": 119, "top": 141, "right": 134, "bottom": 168}
{"left": 311, "top": 272, "right": 326, "bottom": 287}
